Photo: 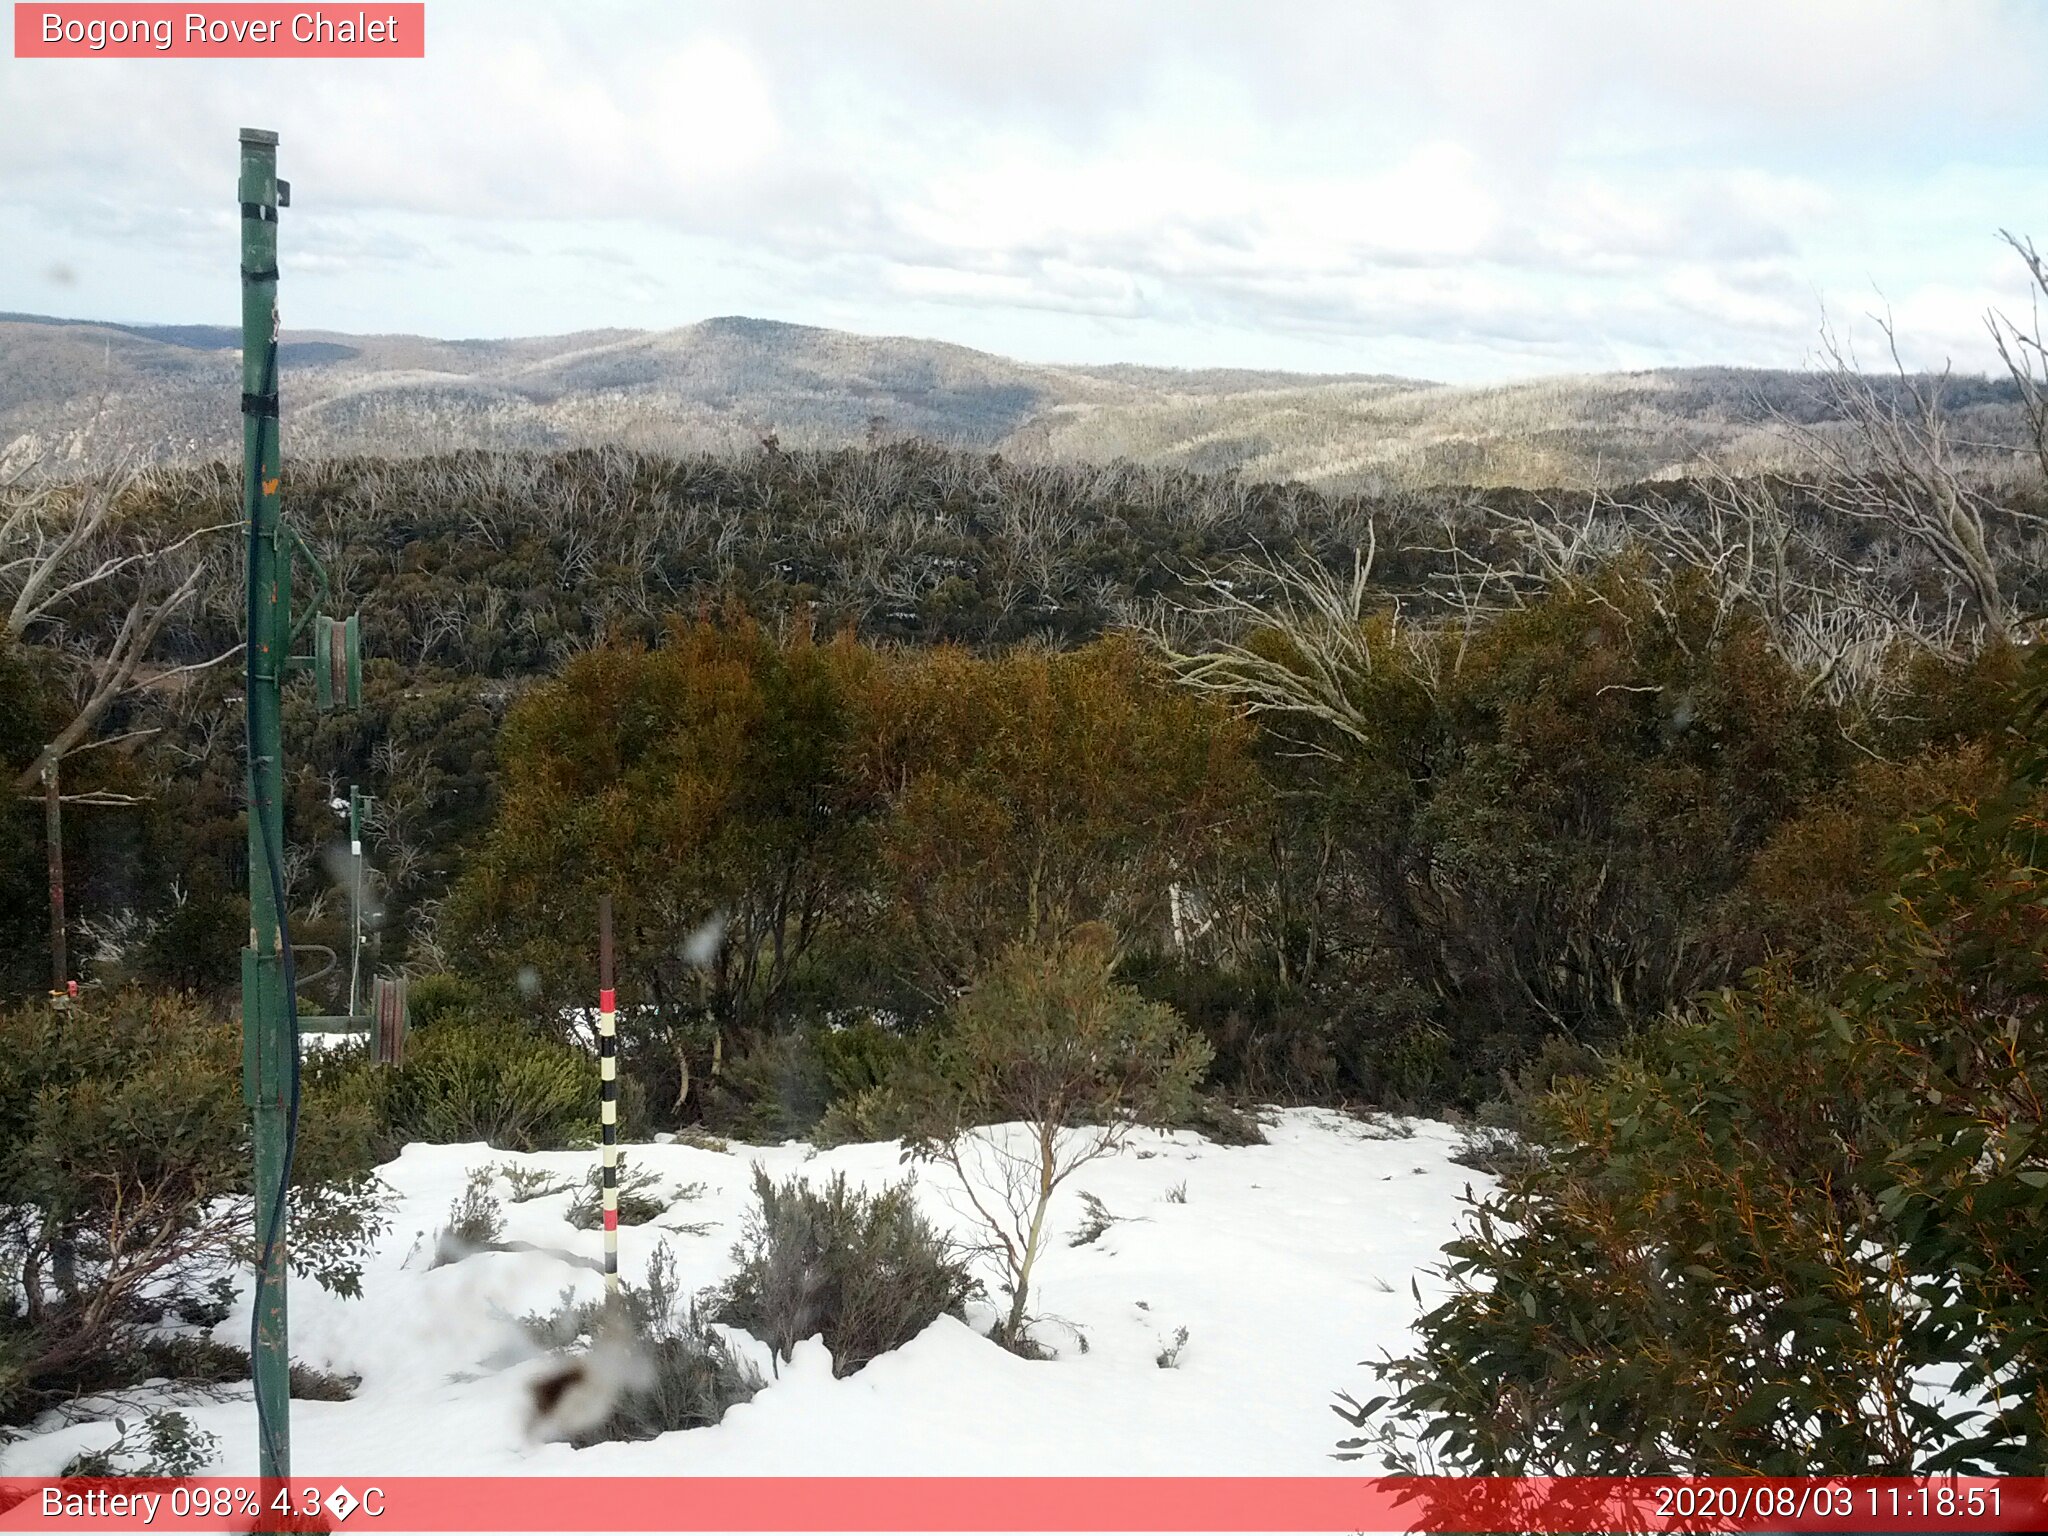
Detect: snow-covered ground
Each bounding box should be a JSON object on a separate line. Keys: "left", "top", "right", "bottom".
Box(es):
{"left": 1, "top": 1109, "right": 1485, "bottom": 1479}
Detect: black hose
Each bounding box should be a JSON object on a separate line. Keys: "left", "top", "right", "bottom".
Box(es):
{"left": 243, "top": 321, "right": 301, "bottom": 1478}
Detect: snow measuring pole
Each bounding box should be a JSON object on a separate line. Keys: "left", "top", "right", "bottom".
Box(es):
{"left": 597, "top": 896, "right": 621, "bottom": 1293}
{"left": 238, "top": 127, "right": 404, "bottom": 1484}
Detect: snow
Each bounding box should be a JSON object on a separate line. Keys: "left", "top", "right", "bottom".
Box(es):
{"left": 0, "top": 1109, "right": 1485, "bottom": 1480}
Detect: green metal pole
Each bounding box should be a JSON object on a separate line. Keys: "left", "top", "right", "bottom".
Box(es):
{"left": 348, "top": 787, "right": 368, "bottom": 1017}
{"left": 238, "top": 126, "right": 292, "bottom": 1484}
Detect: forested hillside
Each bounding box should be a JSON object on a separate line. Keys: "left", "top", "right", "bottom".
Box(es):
{"left": 4, "top": 309, "right": 2031, "bottom": 490}
{"left": 3, "top": 358, "right": 2044, "bottom": 1469}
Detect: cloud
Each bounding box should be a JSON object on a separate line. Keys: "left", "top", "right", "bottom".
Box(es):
{"left": 2, "top": 0, "right": 2046, "bottom": 380}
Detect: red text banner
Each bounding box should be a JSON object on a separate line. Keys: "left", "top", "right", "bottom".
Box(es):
{"left": 13, "top": 5, "right": 425, "bottom": 58}
{"left": 0, "top": 1476, "right": 2042, "bottom": 1533}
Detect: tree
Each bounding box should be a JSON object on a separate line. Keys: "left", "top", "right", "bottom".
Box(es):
{"left": 443, "top": 609, "right": 878, "bottom": 1110}
{"left": 858, "top": 634, "right": 1261, "bottom": 998}
{"left": 1, "top": 459, "right": 235, "bottom": 991}
{"left": 1155, "top": 552, "right": 1847, "bottom": 1101}
{"left": 2, "top": 461, "right": 233, "bottom": 798}
{"left": 1346, "top": 651, "right": 2047, "bottom": 1472}
{"left": 902, "top": 930, "right": 1211, "bottom": 1347}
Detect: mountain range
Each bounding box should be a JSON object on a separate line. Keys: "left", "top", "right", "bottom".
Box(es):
{"left": 0, "top": 310, "right": 2022, "bottom": 490}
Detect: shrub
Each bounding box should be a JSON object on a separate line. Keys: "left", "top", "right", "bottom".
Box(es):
{"left": 526, "top": 1241, "right": 762, "bottom": 1445}
{"left": 1349, "top": 657, "right": 2048, "bottom": 1473}
{"left": 62, "top": 1411, "right": 219, "bottom": 1478}
{"left": 406, "top": 972, "right": 492, "bottom": 1027}
{"left": 0, "top": 991, "right": 385, "bottom": 1425}
{"left": 714, "top": 1167, "right": 978, "bottom": 1377}
{"left": 697, "top": 1030, "right": 832, "bottom": 1142}
{"left": 859, "top": 636, "right": 1261, "bottom": 997}
{"left": 814, "top": 1018, "right": 914, "bottom": 1104}
{"left": 433, "top": 1167, "right": 507, "bottom": 1265}
{"left": 902, "top": 930, "right": 1211, "bottom": 1346}
{"left": 565, "top": 1159, "right": 678, "bottom": 1230}
{"left": 366, "top": 1013, "right": 616, "bottom": 1152}
{"left": 1166, "top": 563, "right": 1860, "bottom": 1109}
{"left": 810, "top": 1082, "right": 919, "bottom": 1148}
{"left": 499, "top": 1163, "right": 577, "bottom": 1203}
{"left": 1067, "top": 1192, "right": 1123, "bottom": 1248}
{"left": 121, "top": 1335, "right": 357, "bottom": 1402}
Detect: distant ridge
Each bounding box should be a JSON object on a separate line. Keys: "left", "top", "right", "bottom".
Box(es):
{"left": 0, "top": 311, "right": 2022, "bottom": 490}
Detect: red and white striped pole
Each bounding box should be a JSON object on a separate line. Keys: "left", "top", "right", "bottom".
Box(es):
{"left": 597, "top": 895, "right": 620, "bottom": 1295}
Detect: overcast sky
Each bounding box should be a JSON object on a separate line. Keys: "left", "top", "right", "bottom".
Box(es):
{"left": 5, "top": 0, "right": 2047, "bottom": 382}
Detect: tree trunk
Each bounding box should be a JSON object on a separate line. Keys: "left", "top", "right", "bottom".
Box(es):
{"left": 1004, "top": 1126, "right": 1058, "bottom": 1343}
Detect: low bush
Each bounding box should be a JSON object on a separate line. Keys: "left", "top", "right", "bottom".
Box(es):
{"left": 0, "top": 991, "right": 385, "bottom": 1426}
{"left": 433, "top": 1167, "right": 507, "bottom": 1265}
{"left": 813, "top": 1018, "right": 914, "bottom": 1103}
{"left": 526, "top": 1242, "right": 762, "bottom": 1445}
{"left": 319, "top": 1012, "right": 623, "bottom": 1154}
{"left": 61, "top": 1411, "right": 219, "bottom": 1478}
{"left": 405, "top": 973, "right": 493, "bottom": 1028}
{"left": 125, "top": 1335, "right": 357, "bottom": 1402}
{"left": 565, "top": 1159, "right": 677, "bottom": 1230}
{"left": 498, "top": 1163, "right": 576, "bottom": 1203}
{"left": 714, "top": 1167, "right": 978, "bottom": 1377}
{"left": 810, "top": 1083, "right": 918, "bottom": 1148}
{"left": 696, "top": 1031, "right": 831, "bottom": 1143}
{"left": 901, "top": 932, "right": 1211, "bottom": 1346}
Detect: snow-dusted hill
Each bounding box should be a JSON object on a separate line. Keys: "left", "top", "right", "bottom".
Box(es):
{"left": 1, "top": 1109, "right": 1485, "bottom": 1479}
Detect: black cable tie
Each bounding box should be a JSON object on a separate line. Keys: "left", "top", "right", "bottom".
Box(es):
{"left": 241, "top": 391, "right": 280, "bottom": 418}
{"left": 240, "top": 201, "right": 277, "bottom": 223}
{"left": 241, "top": 266, "right": 279, "bottom": 284}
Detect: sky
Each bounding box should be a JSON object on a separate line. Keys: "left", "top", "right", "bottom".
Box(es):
{"left": 4, "top": 0, "right": 2048, "bottom": 383}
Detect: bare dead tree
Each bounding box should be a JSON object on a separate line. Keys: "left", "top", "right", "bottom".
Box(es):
{"left": 1145, "top": 527, "right": 1393, "bottom": 756}
{"left": 1777, "top": 314, "right": 2044, "bottom": 644}
{"left": 1989, "top": 229, "right": 2048, "bottom": 487}
{"left": 3, "top": 463, "right": 238, "bottom": 797}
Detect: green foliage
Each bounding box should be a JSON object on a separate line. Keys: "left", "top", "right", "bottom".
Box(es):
{"left": 1353, "top": 656, "right": 2048, "bottom": 1473}
{"left": 0, "top": 991, "right": 385, "bottom": 1424}
{"left": 528, "top": 1240, "right": 762, "bottom": 1446}
{"left": 444, "top": 616, "right": 1254, "bottom": 1130}
{"left": 715, "top": 1167, "right": 978, "bottom": 1376}
{"left": 697, "top": 1031, "right": 833, "bottom": 1142}
{"left": 566, "top": 1158, "right": 676, "bottom": 1230}
{"left": 433, "top": 1166, "right": 506, "bottom": 1264}
{"left": 858, "top": 635, "right": 1261, "bottom": 995}
{"left": 699, "top": 1019, "right": 921, "bottom": 1143}
{"left": 407, "top": 972, "right": 491, "bottom": 1027}
{"left": 497, "top": 1162, "right": 576, "bottom": 1203}
{"left": 909, "top": 931, "right": 1213, "bottom": 1142}
{"left": 1728, "top": 739, "right": 2008, "bottom": 980}
{"left": 813, "top": 1018, "right": 914, "bottom": 1104}
{"left": 811, "top": 1082, "right": 922, "bottom": 1149}
{"left": 61, "top": 1411, "right": 219, "bottom": 1478}
{"left": 1204, "top": 564, "right": 1864, "bottom": 1108}
{"left": 443, "top": 610, "right": 876, "bottom": 1059}
{"left": 903, "top": 933, "right": 1211, "bottom": 1344}
{"left": 333, "top": 1012, "right": 616, "bottom": 1153}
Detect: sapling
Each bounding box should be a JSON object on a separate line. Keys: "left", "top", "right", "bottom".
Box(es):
{"left": 902, "top": 927, "right": 1210, "bottom": 1349}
